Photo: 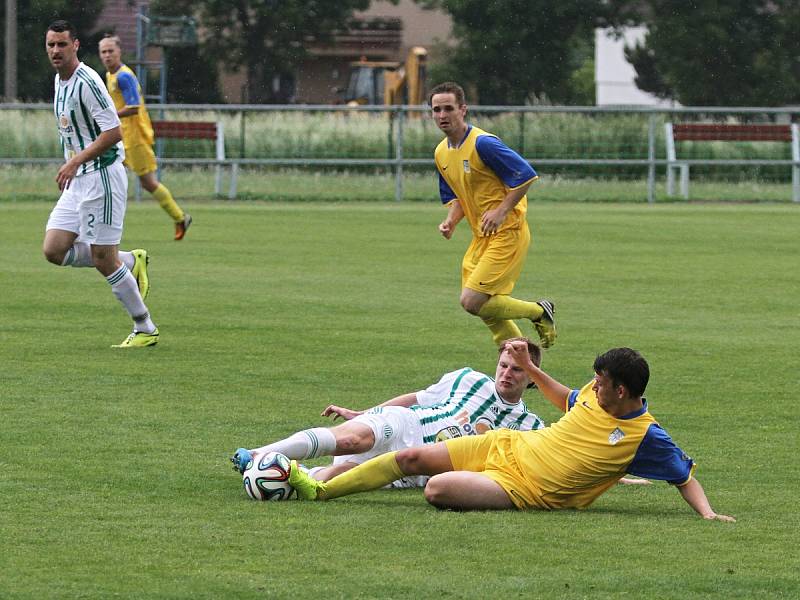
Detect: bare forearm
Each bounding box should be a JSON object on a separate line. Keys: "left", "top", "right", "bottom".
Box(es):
{"left": 118, "top": 106, "right": 139, "bottom": 118}
{"left": 72, "top": 127, "right": 121, "bottom": 165}
{"left": 376, "top": 392, "right": 418, "bottom": 409}
{"left": 499, "top": 182, "right": 530, "bottom": 213}
{"left": 677, "top": 478, "right": 736, "bottom": 522}
{"left": 446, "top": 199, "right": 465, "bottom": 225}
{"left": 523, "top": 364, "right": 570, "bottom": 411}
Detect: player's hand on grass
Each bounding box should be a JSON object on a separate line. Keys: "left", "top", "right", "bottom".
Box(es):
{"left": 321, "top": 405, "right": 363, "bottom": 421}
{"left": 704, "top": 513, "right": 736, "bottom": 523}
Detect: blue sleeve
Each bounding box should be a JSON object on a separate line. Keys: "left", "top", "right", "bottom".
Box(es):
{"left": 475, "top": 135, "right": 536, "bottom": 188}
{"left": 438, "top": 171, "right": 457, "bottom": 204}
{"left": 116, "top": 71, "right": 141, "bottom": 106}
{"left": 627, "top": 423, "right": 695, "bottom": 484}
{"left": 567, "top": 389, "right": 580, "bottom": 410}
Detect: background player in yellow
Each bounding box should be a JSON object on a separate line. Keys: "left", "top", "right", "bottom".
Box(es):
{"left": 430, "top": 81, "right": 555, "bottom": 348}
{"left": 99, "top": 35, "right": 192, "bottom": 241}
{"left": 287, "top": 341, "right": 735, "bottom": 522}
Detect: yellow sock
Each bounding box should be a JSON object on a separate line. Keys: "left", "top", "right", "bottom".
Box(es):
{"left": 319, "top": 451, "right": 405, "bottom": 501}
{"left": 481, "top": 316, "right": 523, "bottom": 346}
{"left": 151, "top": 183, "right": 184, "bottom": 222}
{"left": 478, "top": 295, "right": 544, "bottom": 321}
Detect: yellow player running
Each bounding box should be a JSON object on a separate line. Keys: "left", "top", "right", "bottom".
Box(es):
{"left": 99, "top": 35, "right": 192, "bottom": 240}
{"left": 430, "top": 81, "right": 555, "bottom": 348}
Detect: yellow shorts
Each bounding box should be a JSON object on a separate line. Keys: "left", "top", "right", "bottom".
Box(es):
{"left": 444, "top": 429, "right": 543, "bottom": 510}
{"left": 461, "top": 225, "right": 531, "bottom": 296}
{"left": 123, "top": 143, "right": 157, "bottom": 177}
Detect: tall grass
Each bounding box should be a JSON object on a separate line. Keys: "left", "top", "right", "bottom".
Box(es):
{"left": 1, "top": 107, "right": 793, "bottom": 180}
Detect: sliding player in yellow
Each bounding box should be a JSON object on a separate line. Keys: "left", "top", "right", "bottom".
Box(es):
{"left": 99, "top": 35, "right": 192, "bottom": 241}
{"left": 430, "top": 81, "right": 554, "bottom": 348}
{"left": 287, "top": 341, "right": 736, "bottom": 522}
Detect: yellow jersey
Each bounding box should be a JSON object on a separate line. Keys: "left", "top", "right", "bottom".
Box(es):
{"left": 434, "top": 125, "right": 537, "bottom": 237}
{"left": 495, "top": 381, "right": 695, "bottom": 510}
{"left": 105, "top": 64, "right": 154, "bottom": 147}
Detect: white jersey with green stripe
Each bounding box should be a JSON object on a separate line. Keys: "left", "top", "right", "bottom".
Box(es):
{"left": 53, "top": 62, "right": 124, "bottom": 176}
{"left": 410, "top": 368, "right": 544, "bottom": 444}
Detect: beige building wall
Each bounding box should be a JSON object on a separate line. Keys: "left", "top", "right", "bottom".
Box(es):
{"left": 357, "top": 0, "right": 453, "bottom": 59}
{"left": 220, "top": 0, "right": 453, "bottom": 104}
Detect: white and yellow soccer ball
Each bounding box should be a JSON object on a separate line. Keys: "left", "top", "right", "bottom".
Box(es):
{"left": 242, "top": 451, "right": 295, "bottom": 501}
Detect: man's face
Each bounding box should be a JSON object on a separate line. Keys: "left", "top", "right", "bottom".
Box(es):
{"left": 98, "top": 38, "right": 122, "bottom": 71}
{"left": 46, "top": 30, "right": 79, "bottom": 72}
{"left": 495, "top": 349, "right": 531, "bottom": 401}
{"left": 592, "top": 372, "right": 624, "bottom": 411}
{"left": 431, "top": 92, "right": 467, "bottom": 136}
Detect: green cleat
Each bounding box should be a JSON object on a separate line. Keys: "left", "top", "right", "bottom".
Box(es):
{"left": 532, "top": 300, "right": 557, "bottom": 348}
{"left": 288, "top": 460, "right": 325, "bottom": 500}
{"left": 112, "top": 328, "right": 159, "bottom": 348}
{"left": 131, "top": 249, "right": 150, "bottom": 301}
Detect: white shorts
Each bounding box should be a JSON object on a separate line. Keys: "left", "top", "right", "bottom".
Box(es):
{"left": 46, "top": 161, "right": 128, "bottom": 246}
{"left": 333, "top": 406, "right": 430, "bottom": 488}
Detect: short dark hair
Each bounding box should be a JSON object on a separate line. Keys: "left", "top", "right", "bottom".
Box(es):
{"left": 593, "top": 347, "right": 650, "bottom": 398}
{"left": 500, "top": 336, "right": 541, "bottom": 368}
{"left": 428, "top": 81, "right": 466, "bottom": 106}
{"left": 499, "top": 337, "right": 542, "bottom": 389}
{"left": 48, "top": 20, "right": 78, "bottom": 40}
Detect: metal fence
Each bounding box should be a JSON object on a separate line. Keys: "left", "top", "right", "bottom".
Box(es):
{"left": 1, "top": 103, "right": 798, "bottom": 202}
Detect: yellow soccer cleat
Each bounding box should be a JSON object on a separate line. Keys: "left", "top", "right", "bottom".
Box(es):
{"left": 112, "top": 328, "right": 159, "bottom": 349}
{"left": 131, "top": 249, "right": 150, "bottom": 300}
{"left": 288, "top": 460, "right": 325, "bottom": 500}
{"left": 532, "top": 300, "right": 557, "bottom": 348}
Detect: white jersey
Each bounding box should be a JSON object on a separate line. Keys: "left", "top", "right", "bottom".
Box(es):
{"left": 410, "top": 368, "right": 544, "bottom": 443}
{"left": 53, "top": 62, "right": 124, "bottom": 176}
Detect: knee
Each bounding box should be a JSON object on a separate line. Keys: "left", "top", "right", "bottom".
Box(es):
{"left": 423, "top": 475, "right": 449, "bottom": 508}
{"left": 395, "top": 447, "right": 426, "bottom": 474}
{"left": 460, "top": 295, "right": 483, "bottom": 315}
{"left": 43, "top": 246, "right": 64, "bottom": 265}
{"left": 336, "top": 432, "right": 371, "bottom": 453}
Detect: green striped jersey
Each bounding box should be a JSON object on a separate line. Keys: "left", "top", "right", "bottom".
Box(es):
{"left": 410, "top": 368, "right": 544, "bottom": 444}
{"left": 53, "top": 62, "right": 123, "bottom": 176}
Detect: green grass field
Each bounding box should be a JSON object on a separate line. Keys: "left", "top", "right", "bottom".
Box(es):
{"left": 1, "top": 200, "right": 799, "bottom": 598}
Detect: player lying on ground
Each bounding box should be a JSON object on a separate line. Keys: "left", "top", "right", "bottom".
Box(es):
{"left": 286, "top": 342, "right": 734, "bottom": 521}
{"left": 232, "top": 338, "right": 648, "bottom": 488}
{"left": 232, "top": 338, "right": 545, "bottom": 488}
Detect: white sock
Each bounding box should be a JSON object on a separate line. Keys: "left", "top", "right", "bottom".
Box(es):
{"left": 118, "top": 251, "right": 135, "bottom": 270}
{"left": 62, "top": 242, "right": 94, "bottom": 267}
{"left": 106, "top": 264, "right": 156, "bottom": 333}
{"left": 252, "top": 427, "right": 337, "bottom": 460}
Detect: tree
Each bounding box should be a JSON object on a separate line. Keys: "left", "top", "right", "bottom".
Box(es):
{"left": 152, "top": 0, "right": 371, "bottom": 104}
{"left": 611, "top": 1, "right": 800, "bottom": 106}
{"left": 417, "top": 0, "right": 608, "bottom": 105}
{"left": 0, "top": 0, "right": 104, "bottom": 101}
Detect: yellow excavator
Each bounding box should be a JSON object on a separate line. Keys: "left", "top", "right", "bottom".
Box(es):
{"left": 345, "top": 46, "right": 428, "bottom": 106}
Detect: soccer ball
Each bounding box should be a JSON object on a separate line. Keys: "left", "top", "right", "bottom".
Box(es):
{"left": 242, "top": 451, "right": 295, "bottom": 501}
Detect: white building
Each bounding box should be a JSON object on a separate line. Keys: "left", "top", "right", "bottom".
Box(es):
{"left": 595, "top": 26, "right": 676, "bottom": 107}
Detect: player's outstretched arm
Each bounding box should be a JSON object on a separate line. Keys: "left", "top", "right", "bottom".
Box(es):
{"left": 321, "top": 405, "right": 363, "bottom": 421}
{"left": 505, "top": 340, "right": 570, "bottom": 411}
{"left": 677, "top": 478, "right": 736, "bottom": 522}
{"left": 321, "top": 392, "right": 418, "bottom": 421}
